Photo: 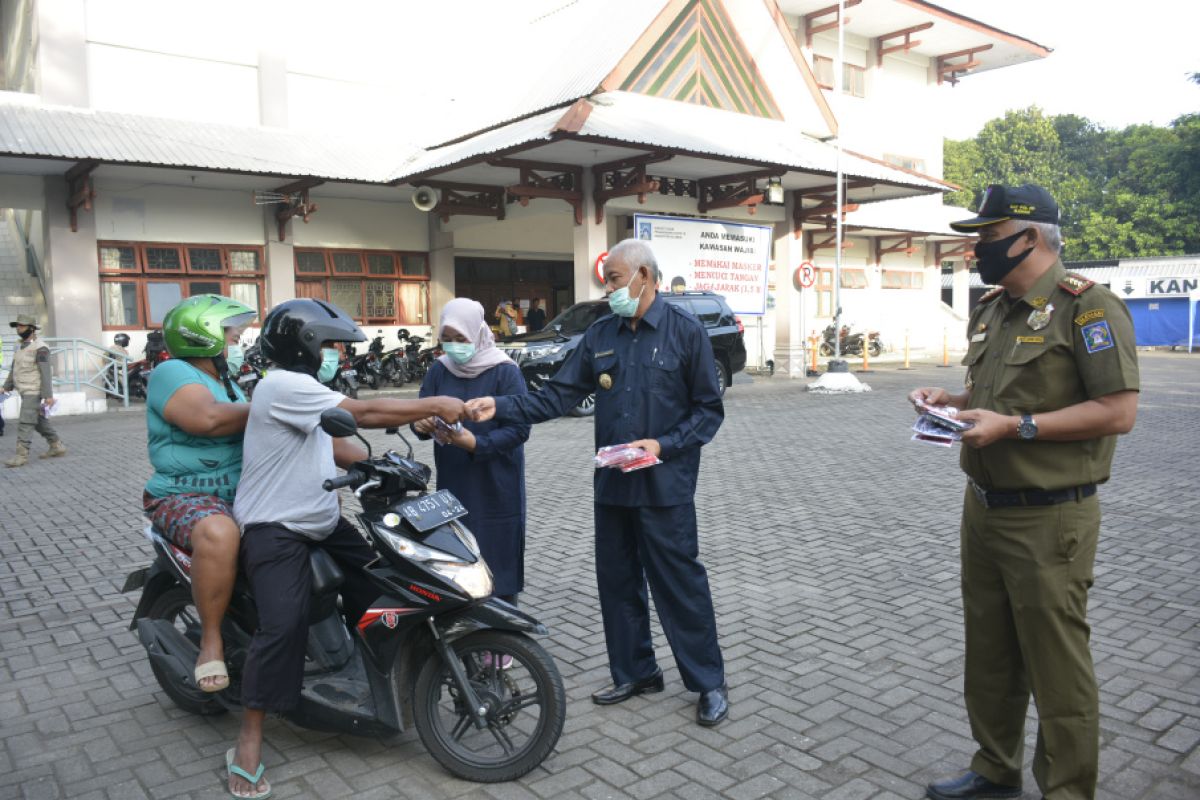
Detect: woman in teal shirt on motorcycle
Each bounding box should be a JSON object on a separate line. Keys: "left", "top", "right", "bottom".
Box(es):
{"left": 144, "top": 295, "right": 255, "bottom": 700}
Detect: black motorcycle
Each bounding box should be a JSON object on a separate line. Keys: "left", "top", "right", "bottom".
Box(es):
{"left": 127, "top": 332, "right": 171, "bottom": 401}
{"left": 346, "top": 343, "right": 383, "bottom": 391}
{"left": 122, "top": 409, "right": 566, "bottom": 782}
{"left": 819, "top": 324, "right": 883, "bottom": 358}
{"left": 234, "top": 343, "right": 269, "bottom": 398}
{"left": 324, "top": 351, "right": 360, "bottom": 399}
{"left": 379, "top": 344, "right": 410, "bottom": 387}
{"left": 398, "top": 329, "right": 438, "bottom": 384}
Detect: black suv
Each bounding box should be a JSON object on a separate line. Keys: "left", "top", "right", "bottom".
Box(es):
{"left": 497, "top": 291, "right": 747, "bottom": 416}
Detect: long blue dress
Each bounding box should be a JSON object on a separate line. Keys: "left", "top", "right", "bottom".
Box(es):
{"left": 416, "top": 360, "right": 530, "bottom": 598}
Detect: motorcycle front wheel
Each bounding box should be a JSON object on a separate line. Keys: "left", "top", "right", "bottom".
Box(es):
{"left": 413, "top": 630, "right": 565, "bottom": 783}
{"left": 869, "top": 340, "right": 882, "bottom": 357}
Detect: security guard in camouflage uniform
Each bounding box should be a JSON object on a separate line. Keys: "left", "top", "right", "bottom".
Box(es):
{"left": 911, "top": 185, "right": 1139, "bottom": 800}
{"left": 3, "top": 314, "right": 66, "bottom": 467}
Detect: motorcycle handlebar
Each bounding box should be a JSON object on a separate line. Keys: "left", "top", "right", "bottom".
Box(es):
{"left": 322, "top": 469, "right": 365, "bottom": 492}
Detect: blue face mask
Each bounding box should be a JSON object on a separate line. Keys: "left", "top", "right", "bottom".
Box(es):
{"left": 225, "top": 344, "right": 244, "bottom": 372}
{"left": 607, "top": 272, "right": 647, "bottom": 318}
{"left": 442, "top": 342, "right": 476, "bottom": 365}
{"left": 317, "top": 348, "right": 341, "bottom": 383}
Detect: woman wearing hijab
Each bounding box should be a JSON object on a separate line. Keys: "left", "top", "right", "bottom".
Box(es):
{"left": 413, "top": 299, "right": 531, "bottom": 605}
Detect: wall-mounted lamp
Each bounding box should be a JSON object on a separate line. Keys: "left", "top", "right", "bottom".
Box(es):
{"left": 765, "top": 176, "right": 785, "bottom": 205}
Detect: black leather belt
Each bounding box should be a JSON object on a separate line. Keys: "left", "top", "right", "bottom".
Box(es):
{"left": 970, "top": 481, "right": 1096, "bottom": 509}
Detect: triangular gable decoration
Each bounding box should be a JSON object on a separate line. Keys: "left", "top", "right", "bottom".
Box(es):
{"left": 619, "top": 0, "right": 782, "bottom": 120}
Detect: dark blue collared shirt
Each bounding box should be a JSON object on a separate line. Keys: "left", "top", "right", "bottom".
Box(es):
{"left": 494, "top": 294, "right": 724, "bottom": 507}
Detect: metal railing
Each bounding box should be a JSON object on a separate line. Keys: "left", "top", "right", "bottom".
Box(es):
{"left": 1, "top": 337, "right": 129, "bottom": 407}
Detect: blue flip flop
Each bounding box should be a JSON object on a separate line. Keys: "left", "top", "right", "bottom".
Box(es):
{"left": 225, "top": 747, "right": 271, "bottom": 799}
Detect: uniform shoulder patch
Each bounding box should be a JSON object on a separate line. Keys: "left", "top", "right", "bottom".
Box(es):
{"left": 978, "top": 286, "right": 1004, "bottom": 303}
{"left": 1059, "top": 273, "right": 1095, "bottom": 296}
{"left": 1081, "top": 320, "right": 1114, "bottom": 353}
{"left": 1074, "top": 309, "right": 1105, "bottom": 326}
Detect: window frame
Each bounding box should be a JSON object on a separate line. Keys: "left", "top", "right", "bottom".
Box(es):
{"left": 815, "top": 268, "right": 835, "bottom": 317}
{"left": 812, "top": 55, "right": 866, "bottom": 97}
{"left": 881, "top": 269, "right": 925, "bottom": 290}
{"left": 97, "top": 241, "right": 267, "bottom": 330}
{"left": 840, "top": 269, "right": 868, "bottom": 289}
{"left": 294, "top": 247, "right": 431, "bottom": 326}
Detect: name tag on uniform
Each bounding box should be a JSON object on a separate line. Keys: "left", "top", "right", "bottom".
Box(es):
{"left": 1015, "top": 336, "right": 1044, "bottom": 344}
{"left": 970, "top": 332, "right": 987, "bottom": 343}
{"left": 594, "top": 349, "right": 615, "bottom": 358}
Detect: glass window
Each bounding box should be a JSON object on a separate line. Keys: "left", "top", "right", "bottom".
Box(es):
{"left": 332, "top": 252, "right": 363, "bottom": 274}
{"left": 101, "top": 282, "right": 139, "bottom": 326}
{"left": 188, "top": 247, "right": 223, "bottom": 272}
{"left": 99, "top": 245, "right": 137, "bottom": 272}
{"left": 229, "top": 282, "right": 260, "bottom": 312}
{"left": 812, "top": 56, "right": 865, "bottom": 97}
{"left": 188, "top": 280, "right": 222, "bottom": 297}
{"left": 689, "top": 298, "right": 723, "bottom": 327}
{"left": 295, "top": 251, "right": 327, "bottom": 274}
{"left": 840, "top": 269, "right": 868, "bottom": 289}
{"left": 365, "top": 280, "right": 396, "bottom": 319}
{"left": 229, "top": 250, "right": 261, "bottom": 273}
{"left": 816, "top": 269, "right": 834, "bottom": 317}
{"left": 397, "top": 282, "right": 428, "bottom": 324}
{"left": 145, "top": 247, "right": 182, "bottom": 272}
{"left": 147, "top": 282, "right": 183, "bottom": 324}
{"left": 882, "top": 270, "right": 924, "bottom": 289}
{"left": 401, "top": 254, "right": 428, "bottom": 277}
{"left": 366, "top": 253, "right": 396, "bottom": 275}
{"left": 330, "top": 279, "right": 363, "bottom": 318}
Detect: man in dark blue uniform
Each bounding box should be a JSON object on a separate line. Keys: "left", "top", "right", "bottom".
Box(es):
{"left": 467, "top": 238, "right": 729, "bottom": 726}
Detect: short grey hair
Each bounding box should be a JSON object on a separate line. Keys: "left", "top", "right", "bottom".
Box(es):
{"left": 1014, "top": 220, "right": 1062, "bottom": 254}
{"left": 608, "top": 238, "right": 661, "bottom": 282}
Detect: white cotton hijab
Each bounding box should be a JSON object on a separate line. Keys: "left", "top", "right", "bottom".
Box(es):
{"left": 436, "top": 298, "right": 514, "bottom": 379}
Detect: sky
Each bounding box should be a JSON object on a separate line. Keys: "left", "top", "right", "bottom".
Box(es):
{"left": 932, "top": 0, "right": 1200, "bottom": 140}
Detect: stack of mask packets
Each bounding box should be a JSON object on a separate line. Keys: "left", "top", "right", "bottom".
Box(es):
{"left": 912, "top": 402, "right": 973, "bottom": 447}
{"left": 594, "top": 444, "right": 662, "bottom": 472}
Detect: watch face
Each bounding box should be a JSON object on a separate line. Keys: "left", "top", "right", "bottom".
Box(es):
{"left": 1019, "top": 417, "right": 1037, "bottom": 439}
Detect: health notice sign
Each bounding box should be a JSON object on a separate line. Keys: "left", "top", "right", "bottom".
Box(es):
{"left": 633, "top": 214, "right": 770, "bottom": 315}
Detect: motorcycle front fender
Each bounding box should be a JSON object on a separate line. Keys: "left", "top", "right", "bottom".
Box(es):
{"left": 124, "top": 562, "right": 183, "bottom": 629}
{"left": 436, "top": 598, "right": 549, "bottom": 643}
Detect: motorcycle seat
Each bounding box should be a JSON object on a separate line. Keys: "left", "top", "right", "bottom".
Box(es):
{"left": 309, "top": 548, "right": 345, "bottom": 597}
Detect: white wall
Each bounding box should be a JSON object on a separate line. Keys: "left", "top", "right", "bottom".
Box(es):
{"left": 447, "top": 206, "right": 572, "bottom": 257}
{"left": 94, "top": 183, "right": 265, "bottom": 244}
{"left": 291, "top": 198, "right": 428, "bottom": 251}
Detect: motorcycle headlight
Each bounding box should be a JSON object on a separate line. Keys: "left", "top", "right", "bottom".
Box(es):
{"left": 526, "top": 344, "right": 564, "bottom": 359}
{"left": 429, "top": 559, "right": 493, "bottom": 600}
{"left": 374, "top": 525, "right": 458, "bottom": 563}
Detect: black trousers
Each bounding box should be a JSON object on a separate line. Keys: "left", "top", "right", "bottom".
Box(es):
{"left": 239, "top": 517, "right": 378, "bottom": 712}
{"left": 594, "top": 502, "right": 724, "bottom": 693}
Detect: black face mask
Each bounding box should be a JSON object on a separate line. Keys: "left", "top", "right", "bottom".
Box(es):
{"left": 17, "top": 328, "right": 34, "bottom": 341}
{"left": 974, "top": 229, "right": 1035, "bottom": 285}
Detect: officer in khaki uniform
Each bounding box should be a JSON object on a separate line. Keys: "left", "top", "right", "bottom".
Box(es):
{"left": 3, "top": 314, "right": 66, "bottom": 467}
{"left": 911, "top": 185, "right": 1139, "bottom": 800}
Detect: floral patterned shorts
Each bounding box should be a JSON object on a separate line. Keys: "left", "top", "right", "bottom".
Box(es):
{"left": 142, "top": 491, "right": 235, "bottom": 550}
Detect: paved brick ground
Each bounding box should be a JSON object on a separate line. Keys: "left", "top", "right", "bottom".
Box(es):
{"left": 1, "top": 353, "right": 1197, "bottom": 800}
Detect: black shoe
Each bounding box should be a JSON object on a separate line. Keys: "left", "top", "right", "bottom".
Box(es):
{"left": 697, "top": 684, "right": 729, "bottom": 727}
{"left": 926, "top": 770, "right": 1021, "bottom": 800}
{"left": 591, "top": 668, "right": 664, "bottom": 705}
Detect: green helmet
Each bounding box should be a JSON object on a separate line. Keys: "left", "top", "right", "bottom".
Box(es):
{"left": 162, "top": 294, "right": 256, "bottom": 358}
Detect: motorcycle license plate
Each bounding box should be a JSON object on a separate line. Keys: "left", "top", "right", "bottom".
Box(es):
{"left": 396, "top": 490, "right": 468, "bottom": 533}
{"left": 344, "top": 369, "right": 357, "bottom": 377}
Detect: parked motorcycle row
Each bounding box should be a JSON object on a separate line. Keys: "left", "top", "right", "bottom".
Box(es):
{"left": 819, "top": 323, "right": 884, "bottom": 358}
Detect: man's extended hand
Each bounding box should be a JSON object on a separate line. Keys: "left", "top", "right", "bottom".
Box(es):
{"left": 628, "top": 439, "right": 662, "bottom": 458}
{"left": 430, "top": 396, "right": 467, "bottom": 424}
{"left": 908, "top": 387, "right": 951, "bottom": 412}
{"left": 412, "top": 417, "right": 436, "bottom": 436}
{"left": 958, "top": 409, "right": 1014, "bottom": 448}
{"left": 466, "top": 397, "right": 496, "bottom": 422}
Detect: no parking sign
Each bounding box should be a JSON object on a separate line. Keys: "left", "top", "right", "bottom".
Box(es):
{"left": 594, "top": 251, "right": 608, "bottom": 285}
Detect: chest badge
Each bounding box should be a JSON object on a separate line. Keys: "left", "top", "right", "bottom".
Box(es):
{"left": 1027, "top": 302, "right": 1054, "bottom": 331}
{"left": 598, "top": 373, "right": 613, "bottom": 390}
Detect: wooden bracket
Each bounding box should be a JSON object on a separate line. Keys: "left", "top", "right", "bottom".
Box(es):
{"left": 66, "top": 161, "right": 98, "bottom": 233}
{"left": 803, "top": 0, "right": 861, "bottom": 47}
{"left": 697, "top": 169, "right": 783, "bottom": 215}
{"left": 273, "top": 178, "right": 324, "bottom": 242}
{"left": 793, "top": 199, "right": 860, "bottom": 236}
{"left": 936, "top": 44, "right": 993, "bottom": 85}
{"left": 591, "top": 152, "right": 671, "bottom": 224}
{"left": 424, "top": 180, "right": 507, "bottom": 224}
{"left": 935, "top": 238, "right": 976, "bottom": 263}
{"left": 491, "top": 157, "right": 584, "bottom": 225}
{"left": 807, "top": 230, "right": 855, "bottom": 258}
{"left": 876, "top": 235, "right": 918, "bottom": 262}
{"left": 875, "top": 22, "right": 933, "bottom": 66}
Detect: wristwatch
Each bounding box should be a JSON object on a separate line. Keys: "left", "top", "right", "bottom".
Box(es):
{"left": 1017, "top": 414, "right": 1038, "bottom": 441}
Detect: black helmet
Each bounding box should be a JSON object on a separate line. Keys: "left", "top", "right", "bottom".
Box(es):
{"left": 260, "top": 298, "right": 365, "bottom": 376}
{"left": 113, "top": 333, "right": 130, "bottom": 347}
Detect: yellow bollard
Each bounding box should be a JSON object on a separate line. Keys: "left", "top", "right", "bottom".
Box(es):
{"left": 856, "top": 327, "right": 872, "bottom": 373}
{"left": 899, "top": 329, "right": 913, "bottom": 370}
{"left": 809, "top": 330, "right": 819, "bottom": 373}
{"left": 938, "top": 327, "right": 952, "bottom": 368}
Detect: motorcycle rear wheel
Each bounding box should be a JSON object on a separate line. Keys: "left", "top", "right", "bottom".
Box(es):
{"left": 145, "top": 586, "right": 228, "bottom": 716}
{"left": 413, "top": 630, "right": 565, "bottom": 783}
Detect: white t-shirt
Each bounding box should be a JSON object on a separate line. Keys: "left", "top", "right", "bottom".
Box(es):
{"left": 233, "top": 369, "right": 347, "bottom": 539}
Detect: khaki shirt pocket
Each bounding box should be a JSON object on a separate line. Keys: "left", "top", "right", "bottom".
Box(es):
{"left": 998, "top": 340, "right": 1079, "bottom": 412}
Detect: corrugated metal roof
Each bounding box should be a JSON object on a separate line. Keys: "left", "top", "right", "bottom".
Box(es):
{"left": 845, "top": 196, "right": 968, "bottom": 235}
{"left": 939, "top": 256, "right": 1200, "bottom": 289}
{"left": 398, "top": 92, "right": 946, "bottom": 193}
{"left": 0, "top": 97, "right": 416, "bottom": 182}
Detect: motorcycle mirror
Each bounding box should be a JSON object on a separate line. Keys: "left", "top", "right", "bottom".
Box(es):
{"left": 319, "top": 407, "right": 358, "bottom": 438}
{"left": 392, "top": 426, "right": 415, "bottom": 460}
